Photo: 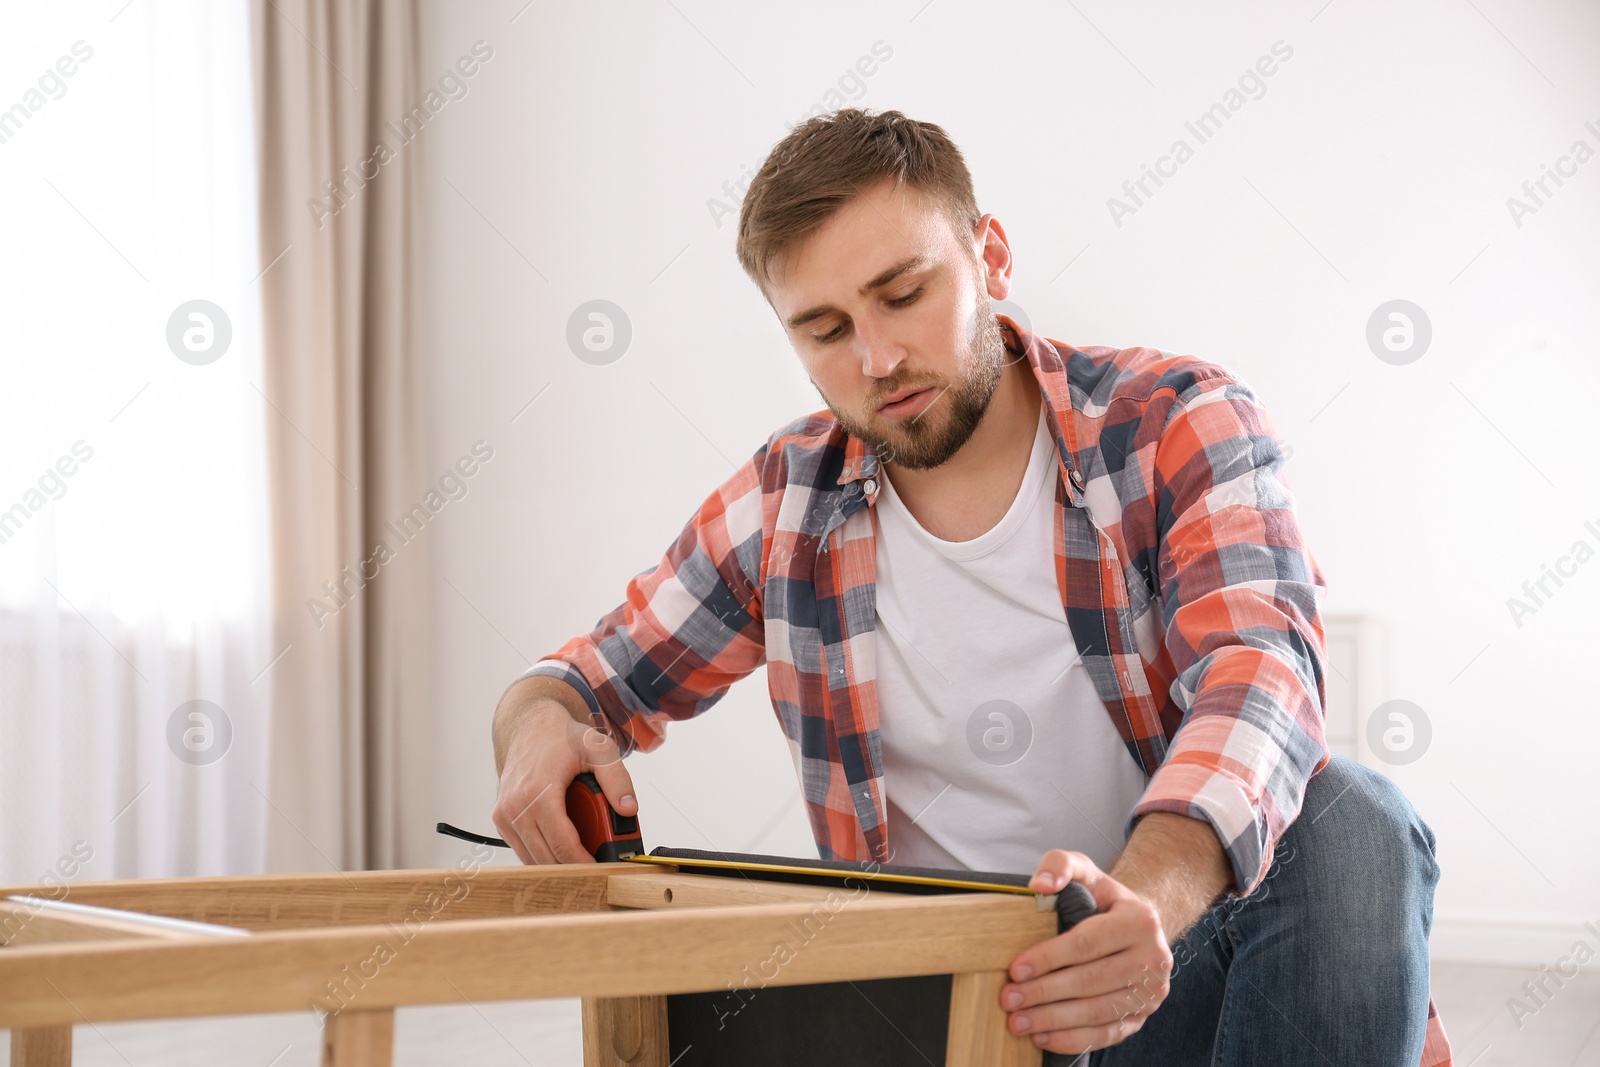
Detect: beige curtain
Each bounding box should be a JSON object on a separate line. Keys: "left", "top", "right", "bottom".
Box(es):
{"left": 249, "top": 0, "right": 428, "bottom": 871}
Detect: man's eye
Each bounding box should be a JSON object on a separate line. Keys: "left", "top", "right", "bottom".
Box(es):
{"left": 812, "top": 288, "right": 923, "bottom": 345}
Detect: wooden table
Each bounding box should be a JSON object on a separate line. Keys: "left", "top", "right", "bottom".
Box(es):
{"left": 0, "top": 863, "right": 1059, "bottom": 1066}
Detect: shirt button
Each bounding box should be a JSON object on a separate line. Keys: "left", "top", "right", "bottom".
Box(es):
{"left": 864, "top": 478, "right": 878, "bottom": 495}
{"left": 1068, "top": 468, "right": 1086, "bottom": 491}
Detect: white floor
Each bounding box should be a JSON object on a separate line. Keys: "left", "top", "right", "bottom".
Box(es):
{"left": 1431, "top": 963, "right": 1600, "bottom": 1067}
{"left": 2, "top": 964, "right": 1596, "bottom": 1065}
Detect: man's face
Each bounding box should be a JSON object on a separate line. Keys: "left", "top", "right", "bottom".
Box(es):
{"left": 766, "top": 179, "right": 1010, "bottom": 472}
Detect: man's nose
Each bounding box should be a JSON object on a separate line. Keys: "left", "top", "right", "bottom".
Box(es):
{"left": 855, "top": 317, "right": 904, "bottom": 379}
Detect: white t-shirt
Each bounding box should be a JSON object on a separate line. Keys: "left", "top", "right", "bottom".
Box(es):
{"left": 871, "top": 397, "right": 1150, "bottom": 875}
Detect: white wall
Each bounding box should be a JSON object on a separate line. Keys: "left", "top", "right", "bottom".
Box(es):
{"left": 405, "top": 0, "right": 1600, "bottom": 966}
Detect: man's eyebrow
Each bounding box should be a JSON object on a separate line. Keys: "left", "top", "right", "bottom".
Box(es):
{"left": 784, "top": 255, "right": 929, "bottom": 330}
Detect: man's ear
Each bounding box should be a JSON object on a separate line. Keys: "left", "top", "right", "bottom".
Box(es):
{"left": 973, "top": 215, "right": 1014, "bottom": 297}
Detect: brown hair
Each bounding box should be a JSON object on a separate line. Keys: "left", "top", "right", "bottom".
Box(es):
{"left": 735, "top": 108, "right": 982, "bottom": 296}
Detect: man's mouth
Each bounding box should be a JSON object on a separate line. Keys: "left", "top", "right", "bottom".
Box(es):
{"left": 878, "top": 388, "right": 934, "bottom": 419}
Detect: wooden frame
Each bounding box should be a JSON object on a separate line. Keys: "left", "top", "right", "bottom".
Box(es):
{"left": 0, "top": 863, "right": 1059, "bottom": 1066}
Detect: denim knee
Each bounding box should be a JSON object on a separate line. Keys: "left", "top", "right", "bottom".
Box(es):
{"left": 1290, "top": 755, "right": 1441, "bottom": 913}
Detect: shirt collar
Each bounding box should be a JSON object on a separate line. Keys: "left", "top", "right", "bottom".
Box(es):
{"left": 833, "top": 312, "right": 1087, "bottom": 505}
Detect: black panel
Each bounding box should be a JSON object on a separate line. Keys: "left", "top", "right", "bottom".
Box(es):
{"left": 659, "top": 877, "right": 1098, "bottom": 1065}
{"left": 668, "top": 974, "right": 952, "bottom": 1067}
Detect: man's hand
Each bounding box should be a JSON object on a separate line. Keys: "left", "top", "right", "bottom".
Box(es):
{"left": 1000, "top": 813, "right": 1233, "bottom": 1054}
{"left": 490, "top": 676, "right": 638, "bottom": 865}
{"left": 998, "top": 852, "right": 1174, "bottom": 1054}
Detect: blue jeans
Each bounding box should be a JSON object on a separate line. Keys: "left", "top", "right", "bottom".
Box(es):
{"left": 1049, "top": 756, "right": 1441, "bottom": 1067}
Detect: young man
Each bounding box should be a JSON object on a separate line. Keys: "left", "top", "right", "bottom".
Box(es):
{"left": 492, "top": 109, "right": 1452, "bottom": 1064}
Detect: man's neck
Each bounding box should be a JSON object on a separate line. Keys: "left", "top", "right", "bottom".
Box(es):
{"left": 881, "top": 356, "right": 1043, "bottom": 541}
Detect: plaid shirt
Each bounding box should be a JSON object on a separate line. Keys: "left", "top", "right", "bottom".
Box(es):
{"left": 522, "top": 316, "right": 1451, "bottom": 1065}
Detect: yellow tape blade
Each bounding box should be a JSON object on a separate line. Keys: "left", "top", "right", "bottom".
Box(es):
{"left": 623, "top": 853, "right": 1036, "bottom": 895}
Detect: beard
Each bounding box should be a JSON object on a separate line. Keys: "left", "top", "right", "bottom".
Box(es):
{"left": 816, "top": 292, "right": 1010, "bottom": 472}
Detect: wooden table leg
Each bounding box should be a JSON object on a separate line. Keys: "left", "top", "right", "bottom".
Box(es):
{"left": 581, "top": 995, "right": 668, "bottom": 1066}
{"left": 11, "top": 1026, "right": 72, "bottom": 1066}
{"left": 321, "top": 1008, "right": 394, "bottom": 1067}
{"left": 946, "top": 971, "right": 1042, "bottom": 1067}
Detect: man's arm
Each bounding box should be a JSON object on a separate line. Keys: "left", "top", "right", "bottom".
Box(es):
{"left": 997, "top": 360, "right": 1326, "bottom": 1055}
{"left": 1136, "top": 365, "right": 1331, "bottom": 899}
{"left": 492, "top": 673, "right": 592, "bottom": 775}
{"left": 1107, "top": 812, "right": 1233, "bottom": 943}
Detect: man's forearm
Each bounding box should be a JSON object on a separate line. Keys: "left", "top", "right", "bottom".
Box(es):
{"left": 492, "top": 674, "right": 592, "bottom": 773}
{"left": 1108, "top": 812, "right": 1234, "bottom": 944}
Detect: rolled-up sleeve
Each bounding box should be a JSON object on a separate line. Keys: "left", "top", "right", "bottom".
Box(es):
{"left": 519, "top": 442, "right": 770, "bottom": 756}
{"left": 1130, "top": 370, "right": 1331, "bottom": 898}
